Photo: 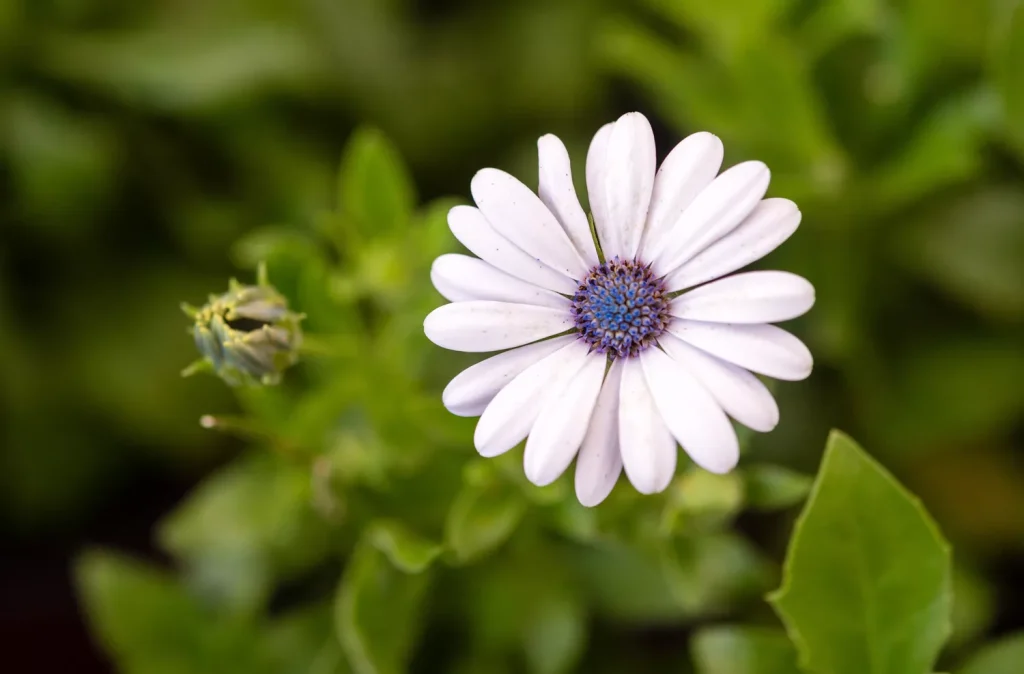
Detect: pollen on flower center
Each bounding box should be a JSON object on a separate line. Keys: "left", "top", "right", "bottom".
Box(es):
{"left": 570, "top": 257, "right": 671, "bottom": 359}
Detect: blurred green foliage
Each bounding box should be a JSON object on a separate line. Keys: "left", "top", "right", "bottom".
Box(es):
{"left": 0, "top": 0, "right": 1022, "bottom": 672}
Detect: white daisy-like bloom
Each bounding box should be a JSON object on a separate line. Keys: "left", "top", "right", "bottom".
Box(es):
{"left": 424, "top": 112, "right": 814, "bottom": 507}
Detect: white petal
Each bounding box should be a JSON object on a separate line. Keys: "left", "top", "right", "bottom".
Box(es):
{"left": 524, "top": 352, "right": 606, "bottom": 486}
{"left": 664, "top": 198, "right": 801, "bottom": 292}
{"left": 668, "top": 320, "right": 813, "bottom": 381}
{"left": 474, "top": 340, "right": 590, "bottom": 457}
{"left": 640, "top": 347, "right": 739, "bottom": 474}
{"left": 618, "top": 357, "right": 677, "bottom": 494}
{"left": 424, "top": 301, "right": 572, "bottom": 353}
{"left": 639, "top": 132, "right": 724, "bottom": 261}
{"left": 471, "top": 169, "right": 587, "bottom": 280}
{"left": 447, "top": 206, "right": 576, "bottom": 294}
{"left": 575, "top": 359, "right": 624, "bottom": 507}
{"left": 586, "top": 123, "right": 614, "bottom": 257}
{"left": 442, "top": 336, "right": 575, "bottom": 417}
{"left": 670, "top": 271, "right": 815, "bottom": 324}
{"left": 653, "top": 161, "right": 770, "bottom": 277}
{"left": 603, "top": 112, "right": 656, "bottom": 259}
{"left": 431, "top": 254, "right": 569, "bottom": 310}
{"left": 658, "top": 333, "right": 779, "bottom": 432}
{"left": 538, "top": 134, "right": 599, "bottom": 267}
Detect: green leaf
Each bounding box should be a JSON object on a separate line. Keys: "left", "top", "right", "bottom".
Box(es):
{"left": 997, "top": 2, "right": 1024, "bottom": 159}
{"left": 573, "top": 541, "right": 687, "bottom": 624}
{"left": 663, "top": 469, "right": 744, "bottom": 531}
{"left": 42, "top": 23, "right": 322, "bottom": 112}
{"left": 335, "top": 543, "right": 431, "bottom": 674}
{"left": 692, "top": 626, "right": 800, "bottom": 674}
{"left": 768, "top": 431, "right": 953, "bottom": 674}
{"left": 956, "top": 633, "right": 1024, "bottom": 674}
{"left": 642, "top": 0, "right": 793, "bottom": 56}
{"left": 75, "top": 549, "right": 266, "bottom": 674}
{"left": 522, "top": 594, "right": 587, "bottom": 674}
{"left": 743, "top": 464, "right": 814, "bottom": 511}
{"left": 264, "top": 605, "right": 349, "bottom": 674}
{"left": 366, "top": 519, "right": 443, "bottom": 574}
{"left": 894, "top": 188, "right": 1024, "bottom": 321}
{"left": 157, "top": 453, "right": 335, "bottom": 613}
{"left": 338, "top": 127, "right": 416, "bottom": 238}
{"left": 868, "top": 90, "right": 992, "bottom": 216}
{"left": 444, "top": 473, "right": 527, "bottom": 565}
{"left": 948, "top": 565, "right": 995, "bottom": 650}
{"left": 662, "top": 532, "right": 775, "bottom": 614}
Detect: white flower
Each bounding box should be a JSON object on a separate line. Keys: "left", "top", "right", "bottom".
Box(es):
{"left": 424, "top": 112, "right": 814, "bottom": 506}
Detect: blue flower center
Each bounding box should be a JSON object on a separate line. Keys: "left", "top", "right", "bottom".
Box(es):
{"left": 571, "top": 257, "right": 670, "bottom": 359}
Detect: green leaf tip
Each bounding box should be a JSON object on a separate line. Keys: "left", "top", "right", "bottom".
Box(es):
{"left": 367, "top": 520, "right": 443, "bottom": 574}
{"left": 337, "top": 126, "right": 416, "bottom": 239}
{"left": 768, "top": 429, "right": 953, "bottom": 674}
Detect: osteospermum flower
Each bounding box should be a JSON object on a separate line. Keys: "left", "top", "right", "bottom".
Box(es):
{"left": 424, "top": 112, "right": 814, "bottom": 506}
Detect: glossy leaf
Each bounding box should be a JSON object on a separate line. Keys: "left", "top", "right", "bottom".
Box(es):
{"left": 692, "top": 626, "right": 800, "bottom": 674}
{"left": 769, "top": 431, "right": 953, "bottom": 674}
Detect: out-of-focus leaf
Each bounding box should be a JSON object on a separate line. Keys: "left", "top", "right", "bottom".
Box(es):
{"left": 662, "top": 532, "right": 775, "bottom": 614}
{"left": 264, "top": 605, "right": 349, "bottom": 674}
{"left": 868, "top": 334, "right": 1024, "bottom": 452}
{"left": 663, "top": 470, "right": 744, "bottom": 531}
{"left": 869, "top": 90, "right": 994, "bottom": 215}
{"left": 334, "top": 542, "right": 431, "bottom": 674}
{"left": 722, "top": 39, "right": 843, "bottom": 180}
{"left": 42, "top": 23, "right": 322, "bottom": 112}
{"left": 997, "top": 2, "right": 1024, "bottom": 158}
{"left": 338, "top": 127, "right": 416, "bottom": 239}
{"left": 743, "top": 465, "right": 813, "bottom": 511}
{"left": 642, "top": 0, "right": 793, "bottom": 56}
{"left": 445, "top": 468, "right": 527, "bottom": 565}
{"left": 901, "top": 0, "right": 992, "bottom": 77}
{"left": 949, "top": 565, "right": 996, "bottom": 650}
{"left": 573, "top": 541, "right": 685, "bottom": 624}
{"left": 769, "top": 431, "right": 952, "bottom": 674}
{"left": 956, "top": 633, "right": 1024, "bottom": 674}
{"left": 895, "top": 188, "right": 1024, "bottom": 321}
{"left": 2, "top": 93, "right": 118, "bottom": 233}
{"left": 795, "top": 0, "right": 885, "bottom": 59}
{"left": 522, "top": 593, "right": 587, "bottom": 674}
{"left": 692, "top": 626, "right": 800, "bottom": 674}
{"left": 75, "top": 549, "right": 266, "bottom": 674}
{"left": 69, "top": 269, "right": 229, "bottom": 455}
{"left": 158, "top": 453, "right": 335, "bottom": 613}
{"left": 366, "top": 519, "right": 442, "bottom": 574}
{"left": 600, "top": 19, "right": 729, "bottom": 137}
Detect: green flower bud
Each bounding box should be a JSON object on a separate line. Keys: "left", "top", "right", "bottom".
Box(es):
{"left": 182, "top": 264, "right": 304, "bottom": 386}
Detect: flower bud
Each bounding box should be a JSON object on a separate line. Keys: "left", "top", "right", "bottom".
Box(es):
{"left": 182, "top": 265, "right": 304, "bottom": 386}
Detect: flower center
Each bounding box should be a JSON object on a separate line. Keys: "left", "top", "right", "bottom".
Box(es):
{"left": 570, "top": 257, "right": 670, "bottom": 359}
